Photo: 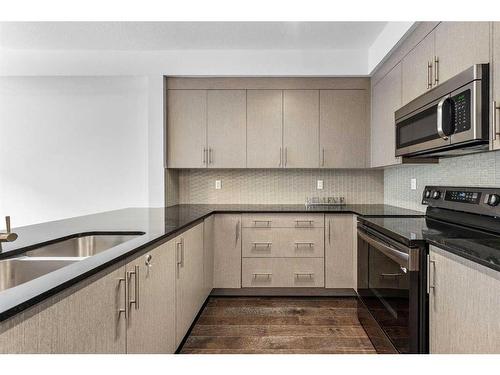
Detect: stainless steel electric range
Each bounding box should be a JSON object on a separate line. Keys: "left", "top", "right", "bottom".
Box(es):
{"left": 356, "top": 185, "right": 500, "bottom": 354}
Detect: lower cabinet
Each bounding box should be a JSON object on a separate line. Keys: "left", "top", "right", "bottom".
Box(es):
{"left": 325, "top": 214, "right": 356, "bottom": 289}
{"left": 213, "top": 214, "right": 242, "bottom": 288}
{"left": 172, "top": 222, "right": 205, "bottom": 348}
{"left": 429, "top": 245, "right": 500, "bottom": 353}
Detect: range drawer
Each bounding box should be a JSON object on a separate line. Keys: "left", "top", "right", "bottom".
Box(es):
{"left": 242, "top": 227, "right": 324, "bottom": 258}
{"left": 242, "top": 258, "right": 325, "bottom": 288}
{"left": 242, "top": 213, "right": 324, "bottom": 228}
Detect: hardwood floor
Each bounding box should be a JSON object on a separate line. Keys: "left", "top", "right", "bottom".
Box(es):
{"left": 180, "top": 297, "right": 377, "bottom": 354}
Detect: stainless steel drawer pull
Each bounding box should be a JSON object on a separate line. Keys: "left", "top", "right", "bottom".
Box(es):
{"left": 295, "top": 219, "right": 314, "bottom": 227}
{"left": 253, "top": 220, "right": 272, "bottom": 227}
{"left": 118, "top": 277, "right": 127, "bottom": 319}
{"left": 127, "top": 266, "right": 139, "bottom": 310}
{"left": 427, "top": 254, "right": 436, "bottom": 294}
{"left": 295, "top": 272, "right": 314, "bottom": 279}
{"left": 427, "top": 61, "right": 432, "bottom": 89}
{"left": 380, "top": 272, "right": 404, "bottom": 279}
{"left": 253, "top": 272, "right": 272, "bottom": 279}
{"left": 202, "top": 147, "right": 207, "bottom": 165}
{"left": 434, "top": 56, "right": 439, "bottom": 85}
{"left": 494, "top": 101, "right": 500, "bottom": 138}
{"left": 294, "top": 242, "right": 314, "bottom": 248}
{"left": 252, "top": 242, "right": 272, "bottom": 249}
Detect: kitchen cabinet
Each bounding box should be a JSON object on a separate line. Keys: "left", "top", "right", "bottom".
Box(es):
{"left": 434, "top": 22, "right": 490, "bottom": 86}
{"left": 167, "top": 90, "right": 207, "bottom": 169}
{"left": 207, "top": 90, "right": 247, "bottom": 168}
{"left": 428, "top": 245, "right": 500, "bottom": 353}
{"left": 283, "top": 90, "right": 320, "bottom": 168}
{"left": 319, "top": 90, "right": 368, "bottom": 168}
{"left": 371, "top": 63, "right": 402, "bottom": 168}
{"left": 247, "top": 89, "right": 283, "bottom": 168}
{"left": 325, "top": 214, "right": 356, "bottom": 289}
{"left": 173, "top": 222, "right": 205, "bottom": 347}
{"left": 492, "top": 22, "right": 500, "bottom": 150}
{"left": 125, "top": 243, "right": 176, "bottom": 354}
{"left": 213, "top": 214, "right": 242, "bottom": 289}
{"left": 203, "top": 215, "right": 215, "bottom": 297}
{"left": 401, "top": 32, "right": 435, "bottom": 105}
{"left": 0, "top": 266, "right": 127, "bottom": 354}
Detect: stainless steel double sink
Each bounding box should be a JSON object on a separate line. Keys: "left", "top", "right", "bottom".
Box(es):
{"left": 0, "top": 232, "right": 144, "bottom": 293}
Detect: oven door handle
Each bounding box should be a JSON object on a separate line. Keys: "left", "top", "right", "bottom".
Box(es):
{"left": 357, "top": 229, "right": 409, "bottom": 268}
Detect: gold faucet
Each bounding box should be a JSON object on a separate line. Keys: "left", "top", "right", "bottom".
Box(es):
{"left": 0, "top": 216, "right": 18, "bottom": 250}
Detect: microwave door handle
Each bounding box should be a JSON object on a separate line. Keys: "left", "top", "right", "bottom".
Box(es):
{"left": 437, "top": 96, "right": 450, "bottom": 141}
{"left": 358, "top": 229, "right": 409, "bottom": 268}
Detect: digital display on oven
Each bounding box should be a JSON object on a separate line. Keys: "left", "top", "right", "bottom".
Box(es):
{"left": 445, "top": 190, "right": 481, "bottom": 204}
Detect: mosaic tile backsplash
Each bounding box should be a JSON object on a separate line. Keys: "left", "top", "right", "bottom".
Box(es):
{"left": 177, "top": 169, "right": 384, "bottom": 205}
{"left": 384, "top": 150, "right": 500, "bottom": 212}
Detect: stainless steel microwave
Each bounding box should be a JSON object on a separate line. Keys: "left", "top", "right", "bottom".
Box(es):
{"left": 395, "top": 64, "right": 489, "bottom": 158}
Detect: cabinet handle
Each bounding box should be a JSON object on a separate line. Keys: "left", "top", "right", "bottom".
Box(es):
{"left": 295, "top": 272, "right": 314, "bottom": 279}
{"left": 118, "top": 277, "right": 127, "bottom": 320}
{"left": 202, "top": 147, "right": 206, "bottom": 165}
{"left": 279, "top": 147, "right": 282, "bottom": 167}
{"left": 253, "top": 220, "right": 271, "bottom": 227}
{"left": 181, "top": 238, "right": 185, "bottom": 267}
{"left": 295, "top": 219, "right": 314, "bottom": 227}
{"left": 328, "top": 220, "right": 331, "bottom": 245}
{"left": 494, "top": 101, "right": 500, "bottom": 139}
{"left": 434, "top": 56, "right": 439, "bottom": 85}
{"left": 128, "top": 266, "right": 139, "bottom": 310}
{"left": 252, "top": 242, "right": 272, "bottom": 249}
{"left": 235, "top": 220, "right": 240, "bottom": 244}
{"left": 176, "top": 241, "right": 182, "bottom": 278}
{"left": 253, "top": 272, "right": 272, "bottom": 279}
{"left": 294, "top": 242, "right": 314, "bottom": 248}
{"left": 321, "top": 148, "right": 325, "bottom": 167}
{"left": 208, "top": 148, "right": 213, "bottom": 164}
{"left": 427, "top": 62, "right": 432, "bottom": 89}
{"left": 284, "top": 147, "right": 287, "bottom": 167}
{"left": 427, "top": 254, "right": 436, "bottom": 294}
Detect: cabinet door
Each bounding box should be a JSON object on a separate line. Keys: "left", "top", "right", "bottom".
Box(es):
{"left": 493, "top": 22, "right": 500, "bottom": 150}
{"left": 0, "top": 266, "right": 127, "bottom": 354}
{"left": 213, "top": 214, "right": 242, "bottom": 288}
{"left": 247, "top": 90, "right": 283, "bottom": 168}
{"left": 203, "top": 215, "right": 215, "bottom": 298}
{"left": 371, "top": 63, "right": 402, "bottom": 168}
{"left": 429, "top": 246, "right": 500, "bottom": 353}
{"left": 167, "top": 90, "right": 207, "bottom": 168}
{"left": 320, "top": 90, "right": 368, "bottom": 168}
{"left": 126, "top": 243, "right": 176, "bottom": 354}
{"left": 207, "top": 90, "right": 247, "bottom": 168}
{"left": 283, "top": 90, "right": 320, "bottom": 168}
{"left": 402, "top": 33, "right": 435, "bottom": 105}
{"left": 434, "top": 22, "right": 490, "bottom": 85}
{"left": 325, "top": 215, "right": 355, "bottom": 289}
{"left": 175, "top": 223, "right": 205, "bottom": 347}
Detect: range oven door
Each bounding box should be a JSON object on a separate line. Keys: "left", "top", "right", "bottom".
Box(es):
{"left": 357, "top": 225, "right": 425, "bottom": 354}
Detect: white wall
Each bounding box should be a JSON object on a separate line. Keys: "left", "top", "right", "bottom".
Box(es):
{"left": 0, "top": 76, "right": 149, "bottom": 226}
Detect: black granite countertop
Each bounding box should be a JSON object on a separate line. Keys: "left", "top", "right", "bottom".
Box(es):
{"left": 0, "top": 204, "right": 423, "bottom": 322}
{"left": 359, "top": 216, "right": 500, "bottom": 273}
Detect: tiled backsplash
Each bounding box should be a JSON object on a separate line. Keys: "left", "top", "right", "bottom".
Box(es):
{"left": 384, "top": 151, "right": 500, "bottom": 212}
{"left": 177, "top": 169, "right": 384, "bottom": 205}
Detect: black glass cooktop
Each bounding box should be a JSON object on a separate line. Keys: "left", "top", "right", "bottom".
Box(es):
{"left": 359, "top": 216, "right": 500, "bottom": 272}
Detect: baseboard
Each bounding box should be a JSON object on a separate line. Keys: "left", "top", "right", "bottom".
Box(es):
{"left": 210, "top": 287, "right": 356, "bottom": 297}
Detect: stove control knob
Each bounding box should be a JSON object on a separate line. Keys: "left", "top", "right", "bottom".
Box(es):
{"left": 487, "top": 194, "right": 500, "bottom": 207}
{"left": 432, "top": 190, "right": 441, "bottom": 200}
{"left": 424, "top": 190, "right": 432, "bottom": 199}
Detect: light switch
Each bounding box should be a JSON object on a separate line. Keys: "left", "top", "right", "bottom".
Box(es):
{"left": 317, "top": 180, "right": 324, "bottom": 190}
{"left": 215, "top": 180, "right": 222, "bottom": 190}
{"left": 411, "top": 178, "right": 417, "bottom": 190}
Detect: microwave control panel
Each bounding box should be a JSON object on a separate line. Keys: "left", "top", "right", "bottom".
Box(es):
{"left": 452, "top": 89, "right": 471, "bottom": 134}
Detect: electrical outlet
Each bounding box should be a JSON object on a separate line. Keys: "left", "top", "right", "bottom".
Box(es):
{"left": 215, "top": 180, "right": 222, "bottom": 190}
{"left": 411, "top": 178, "right": 417, "bottom": 190}
{"left": 317, "top": 180, "right": 324, "bottom": 190}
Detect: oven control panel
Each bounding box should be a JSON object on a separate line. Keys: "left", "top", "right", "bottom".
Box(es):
{"left": 422, "top": 186, "right": 500, "bottom": 216}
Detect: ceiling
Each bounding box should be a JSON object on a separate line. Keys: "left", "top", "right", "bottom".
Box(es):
{"left": 0, "top": 22, "right": 389, "bottom": 50}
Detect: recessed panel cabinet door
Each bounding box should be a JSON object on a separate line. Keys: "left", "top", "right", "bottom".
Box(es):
{"left": 320, "top": 90, "right": 368, "bottom": 168}
{"left": 371, "top": 63, "right": 402, "bottom": 168}
{"left": 493, "top": 22, "right": 500, "bottom": 150}
{"left": 167, "top": 90, "right": 207, "bottom": 168}
{"left": 126, "top": 243, "right": 176, "bottom": 354}
{"left": 175, "top": 223, "right": 205, "bottom": 347}
{"left": 247, "top": 89, "right": 283, "bottom": 168}
{"left": 402, "top": 32, "right": 435, "bottom": 105}
{"left": 434, "top": 22, "right": 490, "bottom": 85}
{"left": 283, "top": 90, "right": 319, "bottom": 168}
{"left": 207, "top": 90, "right": 247, "bottom": 168}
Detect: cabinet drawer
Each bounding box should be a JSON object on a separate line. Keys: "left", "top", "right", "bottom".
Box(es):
{"left": 242, "top": 258, "right": 325, "bottom": 288}
{"left": 242, "top": 213, "right": 324, "bottom": 228}
{"left": 242, "top": 228, "right": 324, "bottom": 258}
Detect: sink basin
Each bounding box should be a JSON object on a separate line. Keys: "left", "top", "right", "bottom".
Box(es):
{"left": 25, "top": 232, "right": 144, "bottom": 258}
{"left": 0, "top": 257, "right": 79, "bottom": 293}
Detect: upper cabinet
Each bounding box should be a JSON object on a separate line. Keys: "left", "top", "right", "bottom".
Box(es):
{"left": 402, "top": 33, "right": 435, "bottom": 105}
{"left": 371, "top": 63, "right": 402, "bottom": 168}
{"left": 492, "top": 22, "right": 500, "bottom": 150}
{"left": 167, "top": 90, "right": 207, "bottom": 169}
{"left": 434, "top": 22, "right": 490, "bottom": 85}
{"left": 320, "top": 90, "right": 368, "bottom": 168}
{"left": 283, "top": 90, "right": 320, "bottom": 168}
{"left": 247, "top": 90, "right": 283, "bottom": 168}
{"left": 207, "top": 90, "right": 247, "bottom": 168}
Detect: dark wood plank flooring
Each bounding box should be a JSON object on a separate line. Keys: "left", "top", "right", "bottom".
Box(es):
{"left": 180, "top": 297, "right": 376, "bottom": 354}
